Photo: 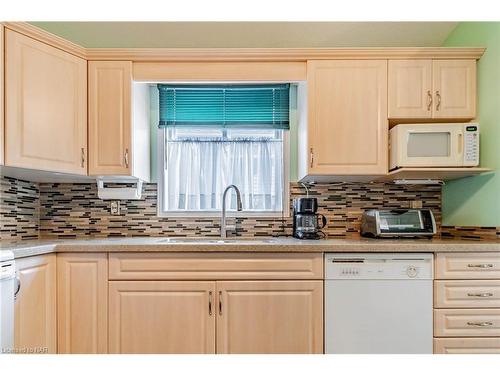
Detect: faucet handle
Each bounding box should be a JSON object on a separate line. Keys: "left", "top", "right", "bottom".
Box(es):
{"left": 225, "top": 224, "right": 237, "bottom": 233}
{"left": 224, "top": 216, "right": 237, "bottom": 235}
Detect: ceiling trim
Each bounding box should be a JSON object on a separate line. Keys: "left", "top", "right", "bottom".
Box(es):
{"left": 3, "top": 22, "right": 486, "bottom": 62}
{"left": 86, "top": 47, "right": 485, "bottom": 61}
{"left": 3, "top": 22, "right": 87, "bottom": 59}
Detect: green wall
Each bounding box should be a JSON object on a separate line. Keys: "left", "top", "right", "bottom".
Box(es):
{"left": 441, "top": 22, "right": 500, "bottom": 226}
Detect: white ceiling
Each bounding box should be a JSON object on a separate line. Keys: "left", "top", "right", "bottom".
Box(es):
{"left": 30, "top": 22, "right": 458, "bottom": 48}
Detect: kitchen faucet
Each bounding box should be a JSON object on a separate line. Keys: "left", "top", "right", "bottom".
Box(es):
{"left": 221, "top": 185, "right": 243, "bottom": 238}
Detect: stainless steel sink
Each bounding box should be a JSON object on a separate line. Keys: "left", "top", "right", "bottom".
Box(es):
{"left": 160, "top": 238, "right": 277, "bottom": 244}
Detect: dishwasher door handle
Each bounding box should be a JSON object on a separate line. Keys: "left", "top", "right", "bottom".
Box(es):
{"left": 14, "top": 274, "right": 21, "bottom": 300}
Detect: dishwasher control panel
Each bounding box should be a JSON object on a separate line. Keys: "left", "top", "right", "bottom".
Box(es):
{"left": 325, "top": 253, "right": 433, "bottom": 280}
{"left": 1, "top": 260, "right": 15, "bottom": 280}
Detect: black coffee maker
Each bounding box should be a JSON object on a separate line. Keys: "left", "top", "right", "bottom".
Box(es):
{"left": 292, "top": 197, "right": 327, "bottom": 240}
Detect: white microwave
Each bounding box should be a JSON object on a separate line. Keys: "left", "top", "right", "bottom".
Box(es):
{"left": 389, "top": 123, "right": 479, "bottom": 169}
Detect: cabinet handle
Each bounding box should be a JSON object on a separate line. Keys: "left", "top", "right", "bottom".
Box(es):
{"left": 467, "top": 292, "right": 494, "bottom": 298}
{"left": 80, "top": 148, "right": 85, "bottom": 168}
{"left": 467, "top": 321, "right": 493, "bottom": 327}
{"left": 435, "top": 90, "right": 441, "bottom": 111}
{"left": 124, "top": 149, "right": 129, "bottom": 168}
{"left": 427, "top": 90, "right": 433, "bottom": 111}
{"left": 468, "top": 263, "right": 494, "bottom": 269}
{"left": 208, "top": 291, "right": 213, "bottom": 316}
{"left": 310, "top": 148, "right": 314, "bottom": 168}
{"left": 218, "top": 291, "right": 222, "bottom": 315}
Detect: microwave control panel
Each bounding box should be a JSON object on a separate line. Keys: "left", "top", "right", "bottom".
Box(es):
{"left": 464, "top": 125, "right": 479, "bottom": 166}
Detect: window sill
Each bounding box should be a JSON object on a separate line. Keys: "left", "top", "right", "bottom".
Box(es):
{"left": 157, "top": 210, "right": 289, "bottom": 219}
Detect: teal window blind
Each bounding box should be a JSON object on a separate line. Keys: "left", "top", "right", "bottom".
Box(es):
{"left": 158, "top": 84, "right": 290, "bottom": 129}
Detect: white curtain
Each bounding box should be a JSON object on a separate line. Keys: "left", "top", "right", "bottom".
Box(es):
{"left": 164, "top": 139, "right": 283, "bottom": 212}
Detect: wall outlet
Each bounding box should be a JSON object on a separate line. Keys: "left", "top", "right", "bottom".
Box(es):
{"left": 410, "top": 200, "right": 423, "bottom": 209}
{"left": 110, "top": 201, "right": 121, "bottom": 215}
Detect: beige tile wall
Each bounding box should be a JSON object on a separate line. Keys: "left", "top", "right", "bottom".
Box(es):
{"left": 2, "top": 176, "right": 498, "bottom": 241}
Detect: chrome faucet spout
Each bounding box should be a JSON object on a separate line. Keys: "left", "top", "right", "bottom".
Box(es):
{"left": 221, "top": 185, "right": 243, "bottom": 238}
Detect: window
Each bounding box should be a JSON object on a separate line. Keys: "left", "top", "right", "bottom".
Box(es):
{"left": 157, "top": 84, "right": 290, "bottom": 216}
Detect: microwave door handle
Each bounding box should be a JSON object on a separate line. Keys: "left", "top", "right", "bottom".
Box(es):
{"left": 458, "top": 133, "right": 464, "bottom": 156}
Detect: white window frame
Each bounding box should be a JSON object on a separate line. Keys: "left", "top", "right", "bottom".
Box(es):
{"left": 157, "top": 127, "right": 290, "bottom": 218}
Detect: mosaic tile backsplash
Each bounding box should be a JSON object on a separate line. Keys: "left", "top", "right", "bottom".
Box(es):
{"left": 0, "top": 177, "right": 39, "bottom": 240}
{"left": 38, "top": 181, "right": 443, "bottom": 239}
{"left": 440, "top": 226, "right": 500, "bottom": 241}
{"left": 1, "top": 176, "right": 498, "bottom": 241}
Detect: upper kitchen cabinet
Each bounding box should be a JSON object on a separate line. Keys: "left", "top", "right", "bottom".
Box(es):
{"left": 388, "top": 60, "right": 433, "bottom": 119}
{"left": 388, "top": 59, "right": 476, "bottom": 119}
{"left": 4, "top": 30, "right": 87, "bottom": 174}
{"left": 432, "top": 60, "right": 476, "bottom": 119}
{"left": 299, "top": 60, "right": 388, "bottom": 182}
{"left": 88, "top": 61, "right": 150, "bottom": 181}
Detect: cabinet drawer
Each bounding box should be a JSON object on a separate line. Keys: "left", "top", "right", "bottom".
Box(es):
{"left": 434, "top": 338, "right": 500, "bottom": 354}
{"left": 435, "top": 253, "right": 500, "bottom": 279}
{"left": 435, "top": 280, "right": 500, "bottom": 308}
{"left": 109, "top": 253, "right": 323, "bottom": 280}
{"left": 434, "top": 309, "right": 500, "bottom": 337}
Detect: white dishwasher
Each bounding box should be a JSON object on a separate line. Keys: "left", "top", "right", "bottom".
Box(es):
{"left": 1, "top": 250, "right": 16, "bottom": 354}
{"left": 325, "top": 253, "right": 433, "bottom": 354}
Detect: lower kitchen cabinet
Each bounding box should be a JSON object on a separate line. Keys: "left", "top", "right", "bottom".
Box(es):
{"left": 108, "top": 281, "right": 216, "bottom": 354}
{"left": 217, "top": 280, "right": 323, "bottom": 354}
{"left": 107, "top": 279, "right": 323, "bottom": 354}
{"left": 434, "top": 252, "right": 500, "bottom": 354}
{"left": 14, "top": 254, "right": 56, "bottom": 354}
{"left": 434, "top": 338, "right": 500, "bottom": 354}
{"left": 57, "top": 253, "right": 108, "bottom": 354}
{"left": 434, "top": 309, "right": 500, "bottom": 337}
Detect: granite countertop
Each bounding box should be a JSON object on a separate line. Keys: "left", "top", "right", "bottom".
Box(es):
{"left": 1, "top": 236, "right": 499, "bottom": 259}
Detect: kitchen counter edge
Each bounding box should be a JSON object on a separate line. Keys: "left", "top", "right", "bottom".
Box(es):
{"left": 2, "top": 237, "right": 499, "bottom": 259}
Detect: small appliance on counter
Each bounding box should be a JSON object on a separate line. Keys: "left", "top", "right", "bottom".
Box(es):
{"left": 292, "top": 197, "right": 327, "bottom": 240}
{"left": 361, "top": 209, "right": 436, "bottom": 238}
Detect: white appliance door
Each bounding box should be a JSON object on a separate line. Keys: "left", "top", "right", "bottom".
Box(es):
{"left": 401, "top": 125, "right": 463, "bottom": 167}
{"left": 0, "top": 273, "right": 15, "bottom": 353}
{"left": 325, "top": 279, "right": 433, "bottom": 354}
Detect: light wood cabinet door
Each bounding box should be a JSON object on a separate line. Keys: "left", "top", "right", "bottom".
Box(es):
{"left": 14, "top": 254, "right": 56, "bottom": 354}
{"left": 89, "top": 61, "right": 132, "bottom": 176}
{"left": 388, "top": 60, "right": 433, "bottom": 119}
{"left": 5, "top": 30, "right": 87, "bottom": 174}
{"left": 432, "top": 60, "right": 476, "bottom": 119}
{"left": 434, "top": 338, "right": 500, "bottom": 354}
{"left": 108, "top": 281, "right": 216, "bottom": 354}
{"left": 435, "top": 280, "right": 500, "bottom": 308}
{"left": 216, "top": 280, "right": 323, "bottom": 354}
{"left": 57, "top": 253, "right": 108, "bottom": 354}
{"left": 307, "top": 60, "right": 388, "bottom": 176}
{"left": 109, "top": 252, "right": 323, "bottom": 280}
{"left": 435, "top": 252, "right": 500, "bottom": 279}
{"left": 434, "top": 309, "right": 500, "bottom": 337}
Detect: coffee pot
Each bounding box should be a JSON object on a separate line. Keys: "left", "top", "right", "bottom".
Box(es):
{"left": 292, "top": 197, "right": 327, "bottom": 240}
